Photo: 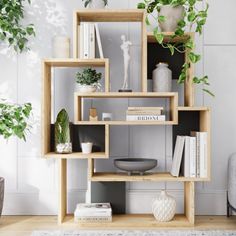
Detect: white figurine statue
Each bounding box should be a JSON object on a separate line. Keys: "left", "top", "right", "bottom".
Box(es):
{"left": 120, "top": 35, "right": 132, "bottom": 91}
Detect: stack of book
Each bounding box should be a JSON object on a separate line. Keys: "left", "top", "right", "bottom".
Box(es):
{"left": 126, "top": 107, "right": 165, "bottom": 121}
{"left": 74, "top": 203, "right": 112, "bottom": 223}
{"left": 171, "top": 132, "right": 207, "bottom": 178}
{"left": 78, "top": 23, "right": 103, "bottom": 59}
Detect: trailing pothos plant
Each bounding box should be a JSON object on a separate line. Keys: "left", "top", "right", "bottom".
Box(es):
{"left": 82, "top": 0, "right": 108, "bottom": 8}
{"left": 0, "top": 101, "right": 32, "bottom": 141}
{"left": 138, "top": 0, "right": 214, "bottom": 96}
{"left": 0, "top": 0, "right": 35, "bottom": 52}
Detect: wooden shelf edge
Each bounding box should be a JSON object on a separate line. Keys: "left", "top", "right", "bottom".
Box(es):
{"left": 62, "top": 214, "right": 192, "bottom": 228}
{"left": 90, "top": 172, "right": 210, "bottom": 182}
{"left": 178, "top": 106, "right": 210, "bottom": 111}
{"left": 44, "top": 152, "right": 108, "bottom": 159}
{"left": 73, "top": 121, "right": 176, "bottom": 125}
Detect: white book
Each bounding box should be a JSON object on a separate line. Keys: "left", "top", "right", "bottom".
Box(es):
{"left": 95, "top": 23, "right": 104, "bottom": 58}
{"left": 200, "top": 132, "right": 207, "bottom": 178}
{"left": 79, "top": 24, "right": 84, "bottom": 58}
{"left": 126, "top": 115, "right": 166, "bottom": 121}
{"left": 184, "top": 136, "right": 190, "bottom": 177}
{"left": 89, "top": 23, "right": 95, "bottom": 58}
{"left": 83, "top": 23, "right": 89, "bottom": 58}
{"left": 189, "top": 137, "right": 196, "bottom": 177}
{"left": 74, "top": 216, "right": 112, "bottom": 223}
{"left": 171, "top": 136, "right": 185, "bottom": 177}
{"left": 128, "top": 107, "right": 164, "bottom": 111}
{"left": 75, "top": 203, "right": 112, "bottom": 212}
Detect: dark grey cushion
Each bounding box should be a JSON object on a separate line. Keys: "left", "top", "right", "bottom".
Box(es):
{"left": 228, "top": 154, "right": 236, "bottom": 209}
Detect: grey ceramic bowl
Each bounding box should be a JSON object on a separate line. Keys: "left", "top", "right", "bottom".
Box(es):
{"left": 114, "top": 158, "right": 158, "bottom": 176}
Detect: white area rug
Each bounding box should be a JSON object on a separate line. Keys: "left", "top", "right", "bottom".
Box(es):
{"left": 31, "top": 230, "right": 236, "bottom": 236}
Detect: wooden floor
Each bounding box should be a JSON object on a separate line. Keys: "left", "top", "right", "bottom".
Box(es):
{"left": 0, "top": 216, "right": 235, "bottom": 236}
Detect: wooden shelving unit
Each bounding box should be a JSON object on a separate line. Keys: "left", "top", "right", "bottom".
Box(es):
{"left": 41, "top": 9, "right": 211, "bottom": 228}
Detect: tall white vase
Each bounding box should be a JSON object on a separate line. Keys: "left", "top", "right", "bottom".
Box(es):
{"left": 88, "top": 0, "right": 106, "bottom": 9}
{"left": 159, "top": 5, "right": 185, "bottom": 32}
{"left": 152, "top": 190, "right": 176, "bottom": 222}
{"left": 152, "top": 63, "right": 172, "bottom": 92}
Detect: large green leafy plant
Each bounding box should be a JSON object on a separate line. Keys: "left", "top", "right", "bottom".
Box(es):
{"left": 76, "top": 68, "right": 102, "bottom": 86}
{"left": 0, "top": 101, "right": 32, "bottom": 140}
{"left": 0, "top": 0, "right": 35, "bottom": 52}
{"left": 138, "top": 0, "right": 213, "bottom": 96}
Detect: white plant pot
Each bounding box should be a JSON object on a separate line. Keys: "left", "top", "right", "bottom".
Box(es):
{"left": 159, "top": 5, "right": 185, "bottom": 32}
{"left": 81, "top": 142, "right": 93, "bottom": 154}
{"left": 88, "top": 0, "right": 106, "bottom": 9}
{"left": 77, "top": 84, "right": 97, "bottom": 93}
{"left": 152, "top": 190, "right": 176, "bottom": 222}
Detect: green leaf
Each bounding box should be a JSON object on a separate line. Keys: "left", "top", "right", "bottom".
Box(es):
{"left": 145, "top": 16, "right": 150, "bottom": 26}
{"left": 188, "top": 52, "right": 201, "bottom": 63}
{"left": 189, "top": 0, "right": 196, "bottom": 6}
{"left": 158, "top": 15, "right": 166, "bottom": 23}
{"left": 167, "top": 44, "right": 174, "bottom": 55}
{"left": 177, "top": 19, "right": 186, "bottom": 28}
{"left": 203, "top": 88, "right": 215, "bottom": 97}
{"left": 188, "top": 11, "right": 196, "bottom": 22}
{"left": 137, "top": 2, "right": 146, "bottom": 9}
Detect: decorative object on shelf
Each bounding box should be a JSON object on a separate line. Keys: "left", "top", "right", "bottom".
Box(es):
{"left": 0, "top": 0, "right": 35, "bottom": 52}
{"left": 82, "top": 0, "right": 108, "bottom": 9}
{"left": 76, "top": 68, "right": 102, "bottom": 93}
{"left": 114, "top": 158, "right": 157, "bottom": 176}
{"left": 102, "top": 113, "right": 112, "bottom": 121}
{"left": 81, "top": 142, "right": 93, "bottom": 154}
{"left": 0, "top": 177, "right": 4, "bottom": 217}
{"left": 0, "top": 100, "right": 32, "bottom": 217}
{"left": 89, "top": 108, "right": 98, "bottom": 121}
{"left": 159, "top": 5, "right": 184, "bottom": 32}
{"left": 119, "top": 35, "right": 132, "bottom": 92}
{"left": 153, "top": 62, "right": 172, "bottom": 92}
{"left": 152, "top": 190, "right": 176, "bottom": 222}
{"left": 55, "top": 109, "right": 72, "bottom": 154}
{"left": 52, "top": 36, "right": 70, "bottom": 58}
{"left": 137, "top": 0, "right": 214, "bottom": 96}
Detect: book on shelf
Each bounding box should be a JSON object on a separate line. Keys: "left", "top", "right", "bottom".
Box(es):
{"left": 126, "top": 115, "right": 166, "bottom": 121}
{"left": 74, "top": 216, "right": 112, "bottom": 223}
{"left": 171, "top": 136, "right": 185, "bottom": 177}
{"left": 95, "top": 23, "right": 104, "bottom": 58}
{"left": 128, "top": 107, "right": 163, "bottom": 111}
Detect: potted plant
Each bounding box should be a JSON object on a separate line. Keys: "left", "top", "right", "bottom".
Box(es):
{"left": 0, "top": 0, "right": 35, "bottom": 52}
{"left": 0, "top": 101, "right": 32, "bottom": 217}
{"left": 137, "top": 0, "right": 213, "bottom": 96}
{"left": 76, "top": 68, "right": 102, "bottom": 93}
{"left": 82, "top": 0, "right": 108, "bottom": 9}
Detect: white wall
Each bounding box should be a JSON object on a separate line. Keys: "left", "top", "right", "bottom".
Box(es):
{"left": 0, "top": 0, "right": 234, "bottom": 215}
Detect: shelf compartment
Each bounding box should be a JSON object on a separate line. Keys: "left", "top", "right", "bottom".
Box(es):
{"left": 63, "top": 214, "right": 192, "bottom": 228}
{"left": 89, "top": 172, "right": 209, "bottom": 182}
{"left": 147, "top": 32, "right": 194, "bottom": 106}
{"left": 73, "top": 9, "right": 147, "bottom": 92}
{"left": 74, "top": 92, "right": 178, "bottom": 125}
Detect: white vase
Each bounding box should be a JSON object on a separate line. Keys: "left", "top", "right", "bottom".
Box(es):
{"left": 77, "top": 84, "right": 97, "bottom": 93}
{"left": 153, "top": 63, "right": 172, "bottom": 92}
{"left": 88, "top": 0, "right": 106, "bottom": 9}
{"left": 81, "top": 142, "right": 93, "bottom": 154}
{"left": 52, "top": 36, "right": 70, "bottom": 58}
{"left": 159, "top": 5, "right": 185, "bottom": 32}
{"left": 152, "top": 190, "right": 176, "bottom": 222}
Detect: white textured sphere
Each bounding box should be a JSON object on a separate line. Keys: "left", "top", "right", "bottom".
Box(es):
{"left": 152, "top": 190, "right": 176, "bottom": 222}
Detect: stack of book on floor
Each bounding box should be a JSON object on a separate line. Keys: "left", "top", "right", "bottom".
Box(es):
{"left": 171, "top": 132, "right": 208, "bottom": 178}
{"left": 126, "top": 107, "right": 165, "bottom": 121}
{"left": 74, "top": 203, "right": 112, "bottom": 223}
{"left": 78, "top": 23, "right": 103, "bottom": 59}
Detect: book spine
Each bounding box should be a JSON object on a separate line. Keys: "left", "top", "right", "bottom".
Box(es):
{"left": 184, "top": 136, "right": 190, "bottom": 177}
{"left": 75, "top": 212, "right": 112, "bottom": 217}
{"left": 90, "top": 23, "right": 95, "bottom": 58}
{"left": 126, "top": 115, "right": 166, "bottom": 121}
{"left": 128, "top": 107, "right": 163, "bottom": 111}
{"left": 196, "top": 133, "right": 200, "bottom": 178}
{"left": 126, "top": 111, "right": 162, "bottom": 115}
{"left": 79, "top": 24, "right": 83, "bottom": 58}
{"left": 74, "top": 216, "right": 112, "bottom": 223}
{"left": 189, "top": 137, "right": 196, "bottom": 177}
{"left": 95, "top": 23, "right": 104, "bottom": 58}
{"left": 200, "top": 132, "right": 207, "bottom": 178}
{"left": 83, "top": 23, "right": 89, "bottom": 59}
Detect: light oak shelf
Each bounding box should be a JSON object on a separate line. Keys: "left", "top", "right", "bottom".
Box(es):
{"left": 74, "top": 121, "right": 176, "bottom": 125}
{"left": 44, "top": 152, "right": 107, "bottom": 159}
{"left": 64, "top": 214, "right": 192, "bottom": 228}
{"left": 90, "top": 172, "right": 210, "bottom": 182}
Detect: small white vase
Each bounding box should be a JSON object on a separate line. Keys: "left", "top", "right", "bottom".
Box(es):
{"left": 81, "top": 142, "right": 93, "bottom": 154}
{"left": 152, "top": 190, "right": 176, "bottom": 222}
{"left": 77, "top": 84, "right": 97, "bottom": 93}
{"left": 159, "top": 5, "right": 185, "bottom": 32}
{"left": 153, "top": 63, "right": 172, "bottom": 92}
{"left": 88, "top": 0, "right": 106, "bottom": 9}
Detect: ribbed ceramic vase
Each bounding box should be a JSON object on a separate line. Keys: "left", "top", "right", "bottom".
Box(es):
{"left": 152, "top": 190, "right": 176, "bottom": 222}
{"left": 152, "top": 62, "right": 172, "bottom": 92}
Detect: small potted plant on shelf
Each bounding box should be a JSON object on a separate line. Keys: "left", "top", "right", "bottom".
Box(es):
{"left": 0, "top": 101, "right": 32, "bottom": 217}
{"left": 76, "top": 68, "right": 102, "bottom": 93}
{"left": 82, "top": 0, "right": 108, "bottom": 9}
{"left": 137, "top": 0, "right": 214, "bottom": 96}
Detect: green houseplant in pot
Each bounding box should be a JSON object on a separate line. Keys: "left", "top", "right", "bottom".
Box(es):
{"left": 76, "top": 68, "right": 102, "bottom": 93}
{"left": 137, "top": 0, "right": 213, "bottom": 96}
{"left": 0, "top": 0, "right": 35, "bottom": 52}
{"left": 0, "top": 101, "right": 32, "bottom": 216}
{"left": 82, "top": 0, "right": 108, "bottom": 9}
